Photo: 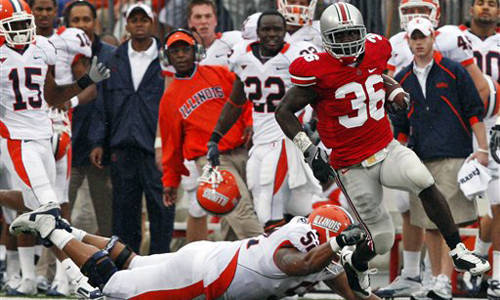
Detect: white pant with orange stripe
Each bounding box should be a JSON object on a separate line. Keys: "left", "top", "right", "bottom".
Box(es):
{"left": 0, "top": 138, "right": 57, "bottom": 210}
{"left": 102, "top": 240, "right": 241, "bottom": 300}
{"left": 52, "top": 132, "right": 72, "bottom": 205}
{"left": 0, "top": 145, "right": 16, "bottom": 224}
{"left": 247, "top": 139, "right": 322, "bottom": 225}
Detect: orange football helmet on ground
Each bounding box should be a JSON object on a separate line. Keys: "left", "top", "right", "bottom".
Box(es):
{"left": 308, "top": 204, "right": 354, "bottom": 244}
{"left": 0, "top": 0, "right": 36, "bottom": 47}
{"left": 197, "top": 165, "right": 240, "bottom": 215}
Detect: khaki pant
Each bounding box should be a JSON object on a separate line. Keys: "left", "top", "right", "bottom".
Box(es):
{"left": 69, "top": 165, "right": 113, "bottom": 236}
{"left": 195, "top": 147, "right": 262, "bottom": 240}
{"left": 410, "top": 158, "right": 477, "bottom": 229}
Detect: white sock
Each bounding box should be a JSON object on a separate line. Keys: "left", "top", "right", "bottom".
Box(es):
{"left": 18, "top": 247, "right": 35, "bottom": 280}
{"left": 70, "top": 227, "right": 87, "bottom": 242}
{"left": 424, "top": 251, "right": 432, "bottom": 272}
{"left": 6, "top": 250, "right": 20, "bottom": 280}
{"left": 401, "top": 250, "right": 421, "bottom": 278}
{"left": 62, "top": 258, "right": 84, "bottom": 283}
{"left": 474, "top": 238, "right": 491, "bottom": 257}
{"left": 0, "top": 245, "right": 6, "bottom": 260}
{"left": 54, "top": 259, "right": 68, "bottom": 283}
{"left": 493, "top": 250, "right": 500, "bottom": 281}
{"left": 50, "top": 229, "right": 73, "bottom": 250}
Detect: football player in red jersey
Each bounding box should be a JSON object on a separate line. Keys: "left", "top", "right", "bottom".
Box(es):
{"left": 275, "top": 2, "right": 490, "bottom": 298}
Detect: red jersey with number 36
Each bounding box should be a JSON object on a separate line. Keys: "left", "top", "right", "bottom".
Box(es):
{"left": 290, "top": 34, "right": 393, "bottom": 168}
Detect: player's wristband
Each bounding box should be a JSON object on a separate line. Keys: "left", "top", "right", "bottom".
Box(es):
{"left": 293, "top": 131, "right": 313, "bottom": 153}
{"left": 477, "top": 148, "right": 489, "bottom": 154}
{"left": 77, "top": 74, "right": 94, "bottom": 90}
{"left": 329, "top": 237, "right": 341, "bottom": 252}
{"left": 387, "top": 87, "right": 405, "bottom": 102}
{"left": 154, "top": 137, "right": 162, "bottom": 149}
{"left": 209, "top": 130, "right": 224, "bottom": 144}
{"left": 496, "top": 116, "right": 500, "bottom": 125}
{"left": 70, "top": 96, "right": 79, "bottom": 108}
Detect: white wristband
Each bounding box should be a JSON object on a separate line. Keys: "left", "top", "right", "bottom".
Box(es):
{"left": 478, "top": 148, "right": 489, "bottom": 154}
{"left": 388, "top": 87, "right": 405, "bottom": 102}
{"left": 70, "top": 96, "right": 79, "bottom": 108}
{"left": 293, "top": 131, "right": 313, "bottom": 153}
{"left": 496, "top": 116, "right": 500, "bottom": 125}
{"left": 154, "top": 137, "right": 162, "bottom": 149}
{"left": 329, "top": 238, "right": 340, "bottom": 252}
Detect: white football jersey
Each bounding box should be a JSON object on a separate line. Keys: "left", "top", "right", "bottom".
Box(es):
{"left": 286, "top": 20, "right": 323, "bottom": 51}
{"left": 459, "top": 25, "right": 499, "bottom": 83}
{"left": 0, "top": 36, "right": 56, "bottom": 140}
{"left": 388, "top": 25, "right": 475, "bottom": 75}
{"left": 162, "top": 31, "right": 243, "bottom": 76}
{"left": 224, "top": 216, "right": 340, "bottom": 299}
{"left": 49, "top": 27, "right": 92, "bottom": 85}
{"left": 229, "top": 41, "right": 318, "bottom": 145}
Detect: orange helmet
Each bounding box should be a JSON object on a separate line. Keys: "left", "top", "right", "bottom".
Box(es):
{"left": 0, "top": 0, "right": 35, "bottom": 47}
{"left": 197, "top": 166, "right": 240, "bottom": 215}
{"left": 399, "top": 0, "right": 440, "bottom": 30}
{"left": 308, "top": 204, "right": 354, "bottom": 244}
{"left": 277, "top": 0, "right": 317, "bottom": 27}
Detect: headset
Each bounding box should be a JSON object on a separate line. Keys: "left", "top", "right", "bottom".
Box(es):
{"left": 160, "top": 28, "right": 206, "bottom": 66}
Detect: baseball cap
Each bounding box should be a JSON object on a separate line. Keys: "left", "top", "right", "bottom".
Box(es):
{"left": 166, "top": 31, "right": 195, "bottom": 47}
{"left": 407, "top": 17, "right": 434, "bottom": 37}
{"left": 125, "top": 3, "right": 154, "bottom": 20}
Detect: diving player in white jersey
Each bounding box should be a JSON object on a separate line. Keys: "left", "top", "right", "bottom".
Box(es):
{"left": 207, "top": 11, "right": 322, "bottom": 231}
{"left": 0, "top": 0, "right": 109, "bottom": 296}
{"left": 457, "top": 1, "right": 500, "bottom": 298}
{"left": 10, "top": 199, "right": 384, "bottom": 300}
{"left": 377, "top": 0, "right": 495, "bottom": 297}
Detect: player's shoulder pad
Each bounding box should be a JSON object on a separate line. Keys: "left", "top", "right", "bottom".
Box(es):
{"left": 389, "top": 31, "right": 406, "bottom": 46}
{"left": 311, "top": 20, "right": 321, "bottom": 31}
{"left": 35, "top": 35, "right": 57, "bottom": 66}
{"left": 56, "top": 27, "right": 92, "bottom": 58}
{"left": 228, "top": 40, "right": 254, "bottom": 72}
{"left": 289, "top": 52, "right": 321, "bottom": 87}
{"left": 365, "top": 33, "right": 392, "bottom": 60}
{"left": 288, "top": 41, "right": 319, "bottom": 60}
{"left": 220, "top": 30, "right": 243, "bottom": 48}
{"left": 285, "top": 216, "right": 319, "bottom": 253}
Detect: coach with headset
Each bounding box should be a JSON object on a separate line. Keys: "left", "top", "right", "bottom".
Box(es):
{"left": 158, "top": 28, "right": 262, "bottom": 241}
{"left": 89, "top": 3, "right": 175, "bottom": 254}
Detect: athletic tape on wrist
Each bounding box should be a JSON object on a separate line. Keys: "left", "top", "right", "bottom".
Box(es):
{"left": 154, "top": 137, "right": 162, "bottom": 149}
{"left": 70, "top": 96, "right": 79, "bottom": 108}
{"left": 293, "top": 131, "right": 313, "bottom": 153}
{"left": 388, "top": 87, "right": 405, "bottom": 102}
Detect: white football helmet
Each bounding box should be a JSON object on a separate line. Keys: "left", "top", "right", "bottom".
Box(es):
{"left": 399, "top": 0, "right": 440, "bottom": 30}
{"left": 0, "top": 0, "right": 36, "bottom": 47}
{"left": 320, "top": 2, "right": 366, "bottom": 64}
{"left": 277, "top": 0, "right": 318, "bottom": 27}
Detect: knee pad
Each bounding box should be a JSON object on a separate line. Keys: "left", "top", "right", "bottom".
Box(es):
{"left": 104, "top": 235, "right": 134, "bottom": 270}
{"left": 81, "top": 250, "right": 117, "bottom": 289}
{"left": 367, "top": 214, "right": 395, "bottom": 255}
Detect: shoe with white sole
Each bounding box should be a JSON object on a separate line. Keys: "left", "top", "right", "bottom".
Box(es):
{"left": 47, "top": 278, "right": 70, "bottom": 296}
{"left": 375, "top": 275, "right": 422, "bottom": 297}
{"left": 9, "top": 202, "right": 60, "bottom": 239}
{"left": 36, "top": 275, "right": 50, "bottom": 293}
{"left": 6, "top": 278, "right": 37, "bottom": 296}
{"left": 73, "top": 276, "right": 104, "bottom": 299}
{"left": 450, "top": 243, "right": 490, "bottom": 275}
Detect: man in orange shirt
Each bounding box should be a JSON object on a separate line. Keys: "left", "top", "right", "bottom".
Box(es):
{"left": 158, "top": 29, "right": 262, "bottom": 241}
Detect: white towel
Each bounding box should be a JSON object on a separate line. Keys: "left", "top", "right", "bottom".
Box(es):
{"left": 457, "top": 158, "right": 492, "bottom": 200}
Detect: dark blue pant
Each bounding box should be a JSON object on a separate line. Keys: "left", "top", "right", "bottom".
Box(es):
{"left": 110, "top": 147, "right": 175, "bottom": 254}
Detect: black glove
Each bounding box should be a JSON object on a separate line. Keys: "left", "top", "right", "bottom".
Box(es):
{"left": 491, "top": 124, "right": 500, "bottom": 163}
{"left": 303, "top": 119, "right": 320, "bottom": 146}
{"left": 336, "top": 224, "right": 366, "bottom": 248}
{"left": 304, "top": 145, "right": 336, "bottom": 183}
{"left": 207, "top": 141, "right": 220, "bottom": 167}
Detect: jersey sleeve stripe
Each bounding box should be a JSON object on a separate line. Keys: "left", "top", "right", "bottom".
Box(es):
{"left": 460, "top": 58, "right": 474, "bottom": 67}
{"left": 291, "top": 75, "right": 317, "bottom": 87}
